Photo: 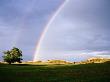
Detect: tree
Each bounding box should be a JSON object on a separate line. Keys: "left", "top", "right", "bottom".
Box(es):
{"left": 2, "top": 47, "right": 23, "bottom": 64}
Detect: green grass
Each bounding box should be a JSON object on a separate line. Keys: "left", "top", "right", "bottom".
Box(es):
{"left": 0, "top": 62, "right": 110, "bottom": 82}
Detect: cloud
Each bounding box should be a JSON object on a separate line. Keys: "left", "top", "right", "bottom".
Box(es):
{"left": 37, "top": 0, "right": 110, "bottom": 61}
{"left": 41, "top": 0, "right": 110, "bottom": 51}
{"left": 0, "top": 0, "right": 64, "bottom": 61}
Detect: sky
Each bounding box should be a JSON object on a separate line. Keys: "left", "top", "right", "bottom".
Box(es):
{"left": 0, "top": 0, "right": 110, "bottom": 62}
{"left": 0, "top": 0, "right": 64, "bottom": 61}
{"left": 35, "top": 0, "right": 110, "bottom": 61}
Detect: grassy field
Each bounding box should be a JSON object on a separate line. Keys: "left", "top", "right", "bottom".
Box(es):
{"left": 0, "top": 62, "right": 110, "bottom": 82}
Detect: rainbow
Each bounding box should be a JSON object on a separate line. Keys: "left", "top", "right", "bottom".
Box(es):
{"left": 33, "top": 0, "right": 69, "bottom": 61}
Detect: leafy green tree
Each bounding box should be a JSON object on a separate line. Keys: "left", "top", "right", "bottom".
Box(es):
{"left": 2, "top": 47, "right": 23, "bottom": 64}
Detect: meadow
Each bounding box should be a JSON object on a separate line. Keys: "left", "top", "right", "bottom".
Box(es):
{"left": 0, "top": 62, "right": 110, "bottom": 82}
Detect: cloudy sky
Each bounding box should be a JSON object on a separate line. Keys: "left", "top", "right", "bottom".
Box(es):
{"left": 35, "top": 0, "right": 110, "bottom": 61}
{"left": 0, "top": 0, "right": 110, "bottom": 61}
{"left": 0, "top": 0, "right": 64, "bottom": 61}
